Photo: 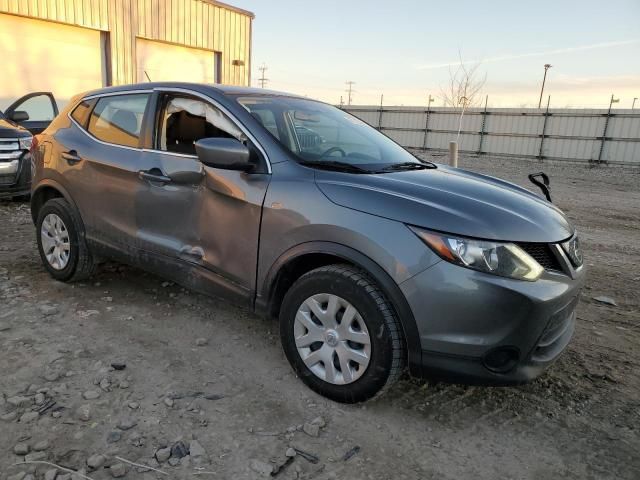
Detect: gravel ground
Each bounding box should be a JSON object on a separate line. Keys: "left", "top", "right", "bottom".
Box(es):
{"left": 1, "top": 155, "right": 639, "bottom": 480}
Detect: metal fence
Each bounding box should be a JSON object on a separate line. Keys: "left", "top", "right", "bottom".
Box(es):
{"left": 342, "top": 104, "right": 640, "bottom": 165}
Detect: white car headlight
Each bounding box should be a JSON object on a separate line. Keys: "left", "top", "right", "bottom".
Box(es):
{"left": 561, "top": 235, "right": 583, "bottom": 268}
{"left": 410, "top": 226, "right": 544, "bottom": 281}
{"left": 19, "top": 137, "right": 33, "bottom": 151}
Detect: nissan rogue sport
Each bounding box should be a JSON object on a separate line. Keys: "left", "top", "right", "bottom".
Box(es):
{"left": 30, "top": 83, "right": 585, "bottom": 402}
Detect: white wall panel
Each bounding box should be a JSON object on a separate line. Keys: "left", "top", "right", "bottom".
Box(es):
{"left": 343, "top": 105, "right": 640, "bottom": 165}
{"left": 0, "top": 14, "right": 102, "bottom": 110}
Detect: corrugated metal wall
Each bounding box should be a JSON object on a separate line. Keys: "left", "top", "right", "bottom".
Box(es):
{"left": 0, "top": 0, "right": 252, "bottom": 86}
{"left": 344, "top": 105, "right": 640, "bottom": 165}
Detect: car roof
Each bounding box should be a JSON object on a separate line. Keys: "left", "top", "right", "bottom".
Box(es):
{"left": 81, "top": 82, "right": 309, "bottom": 101}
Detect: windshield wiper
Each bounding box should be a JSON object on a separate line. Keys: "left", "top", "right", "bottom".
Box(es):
{"left": 299, "top": 160, "right": 373, "bottom": 174}
{"left": 382, "top": 161, "right": 437, "bottom": 172}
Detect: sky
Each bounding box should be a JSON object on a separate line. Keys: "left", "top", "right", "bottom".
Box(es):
{"left": 236, "top": 0, "right": 640, "bottom": 107}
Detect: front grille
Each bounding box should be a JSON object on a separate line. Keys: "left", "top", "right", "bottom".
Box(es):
{"left": 0, "top": 138, "right": 22, "bottom": 159}
{"left": 516, "top": 242, "right": 563, "bottom": 272}
{"left": 0, "top": 138, "right": 23, "bottom": 184}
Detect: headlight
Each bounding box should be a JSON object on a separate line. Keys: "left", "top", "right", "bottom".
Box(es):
{"left": 409, "top": 226, "right": 544, "bottom": 281}
{"left": 561, "top": 235, "right": 583, "bottom": 268}
{"left": 19, "top": 137, "right": 33, "bottom": 151}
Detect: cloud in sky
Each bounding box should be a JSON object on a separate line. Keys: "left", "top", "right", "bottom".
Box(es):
{"left": 414, "top": 39, "right": 640, "bottom": 70}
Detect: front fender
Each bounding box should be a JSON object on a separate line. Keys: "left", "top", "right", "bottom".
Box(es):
{"left": 258, "top": 240, "right": 424, "bottom": 376}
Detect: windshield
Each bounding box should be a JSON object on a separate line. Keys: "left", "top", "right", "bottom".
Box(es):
{"left": 235, "top": 96, "right": 429, "bottom": 172}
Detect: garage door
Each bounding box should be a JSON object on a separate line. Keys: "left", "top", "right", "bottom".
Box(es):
{"left": 0, "top": 14, "right": 104, "bottom": 112}
{"left": 136, "top": 38, "right": 220, "bottom": 84}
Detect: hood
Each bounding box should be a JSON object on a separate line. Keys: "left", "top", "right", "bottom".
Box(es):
{"left": 314, "top": 165, "right": 573, "bottom": 243}
{"left": 0, "top": 117, "right": 30, "bottom": 138}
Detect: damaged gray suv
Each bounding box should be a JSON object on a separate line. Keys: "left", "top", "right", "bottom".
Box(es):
{"left": 30, "top": 83, "right": 585, "bottom": 402}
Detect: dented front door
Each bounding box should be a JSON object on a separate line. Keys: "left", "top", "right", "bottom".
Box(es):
{"left": 135, "top": 148, "right": 269, "bottom": 304}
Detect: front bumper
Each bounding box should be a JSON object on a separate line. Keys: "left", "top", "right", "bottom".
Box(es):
{"left": 0, "top": 151, "right": 31, "bottom": 199}
{"left": 401, "top": 258, "right": 585, "bottom": 385}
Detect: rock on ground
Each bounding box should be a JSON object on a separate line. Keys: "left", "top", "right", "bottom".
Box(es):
{"left": 249, "top": 459, "right": 274, "bottom": 476}
{"left": 110, "top": 463, "right": 126, "bottom": 477}
{"left": 87, "top": 453, "right": 106, "bottom": 469}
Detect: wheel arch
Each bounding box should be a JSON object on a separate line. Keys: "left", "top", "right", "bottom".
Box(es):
{"left": 259, "top": 241, "right": 422, "bottom": 375}
{"left": 31, "top": 180, "right": 77, "bottom": 225}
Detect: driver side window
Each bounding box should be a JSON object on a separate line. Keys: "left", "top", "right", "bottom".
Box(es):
{"left": 157, "top": 95, "right": 245, "bottom": 156}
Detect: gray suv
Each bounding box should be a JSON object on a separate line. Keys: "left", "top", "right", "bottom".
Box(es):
{"left": 30, "top": 83, "right": 585, "bottom": 402}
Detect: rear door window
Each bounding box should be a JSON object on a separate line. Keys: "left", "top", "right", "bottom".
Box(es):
{"left": 70, "top": 98, "right": 96, "bottom": 128}
{"left": 87, "top": 94, "right": 150, "bottom": 148}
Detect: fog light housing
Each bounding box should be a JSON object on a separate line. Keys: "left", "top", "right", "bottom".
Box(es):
{"left": 483, "top": 347, "right": 519, "bottom": 373}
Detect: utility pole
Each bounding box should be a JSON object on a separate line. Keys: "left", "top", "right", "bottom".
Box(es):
{"left": 258, "top": 64, "right": 269, "bottom": 88}
{"left": 345, "top": 81, "right": 356, "bottom": 106}
{"left": 538, "top": 64, "right": 552, "bottom": 108}
{"left": 633, "top": 97, "right": 638, "bottom": 109}
{"left": 608, "top": 93, "right": 620, "bottom": 110}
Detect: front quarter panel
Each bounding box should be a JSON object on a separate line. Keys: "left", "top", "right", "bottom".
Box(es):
{"left": 257, "top": 161, "right": 442, "bottom": 297}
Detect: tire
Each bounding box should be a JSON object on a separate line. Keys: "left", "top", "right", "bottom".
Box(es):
{"left": 36, "top": 198, "right": 96, "bottom": 282}
{"left": 280, "top": 264, "right": 405, "bottom": 403}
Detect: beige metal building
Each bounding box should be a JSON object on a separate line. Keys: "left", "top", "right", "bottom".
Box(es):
{"left": 0, "top": 0, "right": 253, "bottom": 110}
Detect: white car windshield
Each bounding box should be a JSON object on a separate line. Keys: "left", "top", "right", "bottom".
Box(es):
{"left": 235, "top": 96, "right": 432, "bottom": 173}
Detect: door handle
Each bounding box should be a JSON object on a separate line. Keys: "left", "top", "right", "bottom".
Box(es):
{"left": 179, "top": 246, "right": 204, "bottom": 263}
{"left": 61, "top": 150, "right": 82, "bottom": 165}
{"left": 138, "top": 170, "right": 172, "bottom": 184}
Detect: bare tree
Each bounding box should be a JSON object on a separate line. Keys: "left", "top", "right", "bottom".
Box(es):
{"left": 440, "top": 54, "right": 487, "bottom": 108}
{"left": 440, "top": 53, "right": 487, "bottom": 142}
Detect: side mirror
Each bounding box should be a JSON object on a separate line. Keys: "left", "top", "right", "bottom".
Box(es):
{"left": 10, "top": 111, "right": 29, "bottom": 123}
{"left": 195, "top": 137, "right": 254, "bottom": 172}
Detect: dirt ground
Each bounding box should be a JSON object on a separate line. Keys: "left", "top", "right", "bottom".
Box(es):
{"left": 1, "top": 155, "right": 639, "bottom": 480}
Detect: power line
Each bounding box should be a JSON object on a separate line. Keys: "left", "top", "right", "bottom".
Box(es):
{"left": 258, "top": 64, "right": 269, "bottom": 88}
{"left": 345, "top": 81, "right": 356, "bottom": 105}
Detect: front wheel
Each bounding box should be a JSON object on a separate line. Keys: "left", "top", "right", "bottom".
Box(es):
{"left": 280, "top": 264, "right": 405, "bottom": 403}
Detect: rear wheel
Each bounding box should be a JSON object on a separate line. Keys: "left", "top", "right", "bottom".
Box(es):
{"left": 280, "top": 264, "right": 405, "bottom": 403}
{"left": 36, "top": 198, "right": 95, "bottom": 282}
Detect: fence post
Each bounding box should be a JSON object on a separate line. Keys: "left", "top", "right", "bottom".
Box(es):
{"left": 597, "top": 94, "right": 615, "bottom": 164}
{"left": 377, "top": 94, "right": 384, "bottom": 131}
{"left": 538, "top": 95, "right": 551, "bottom": 161}
{"left": 422, "top": 103, "right": 432, "bottom": 150}
{"left": 477, "top": 95, "right": 488, "bottom": 155}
